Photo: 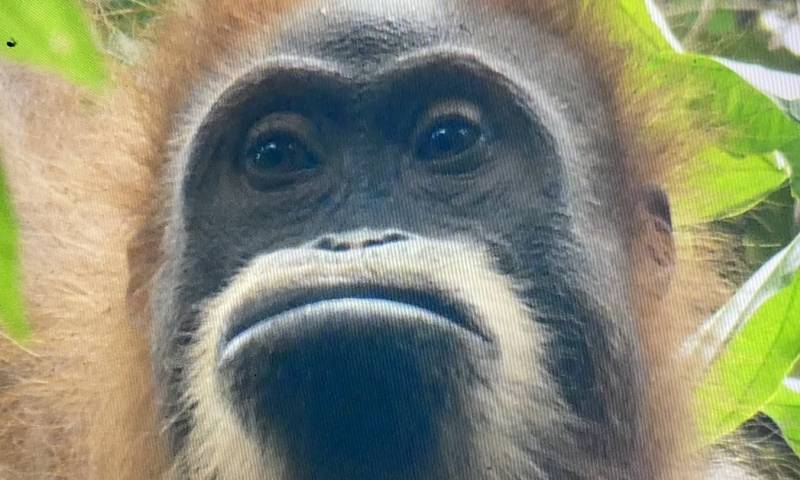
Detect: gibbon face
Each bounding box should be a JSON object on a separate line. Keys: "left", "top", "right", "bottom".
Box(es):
{"left": 149, "top": 0, "right": 672, "bottom": 478}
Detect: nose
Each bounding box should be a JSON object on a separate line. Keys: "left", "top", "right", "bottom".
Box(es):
{"left": 310, "top": 229, "right": 411, "bottom": 252}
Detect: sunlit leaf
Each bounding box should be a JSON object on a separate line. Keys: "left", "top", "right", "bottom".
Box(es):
{"left": 594, "top": 0, "right": 800, "bottom": 226}
{"left": 650, "top": 53, "right": 800, "bottom": 225}
{"left": 668, "top": 148, "right": 787, "bottom": 223}
{"left": 763, "top": 373, "right": 800, "bottom": 456}
{"left": 690, "top": 234, "right": 800, "bottom": 443}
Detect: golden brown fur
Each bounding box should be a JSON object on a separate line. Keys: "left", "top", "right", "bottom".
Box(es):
{"left": 0, "top": 1, "right": 737, "bottom": 478}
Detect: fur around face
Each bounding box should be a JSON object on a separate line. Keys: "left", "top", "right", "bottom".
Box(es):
{"left": 0, "top": 1, "right": 742, "bottom": 478}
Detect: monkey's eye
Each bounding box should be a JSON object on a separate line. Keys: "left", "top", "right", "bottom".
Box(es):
{"left": 241, "top": 114, "right": 321, "bottom": 189}
{"left": 416, "top": 117, "right": 481, "bottom": 160}
{"left": 245, "top": 134, "right": 317, "bottom": 172}
{"left": 413, "top": 101, "right": 484, "bottom": 170}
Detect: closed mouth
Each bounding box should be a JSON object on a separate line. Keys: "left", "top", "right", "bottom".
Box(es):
{"left": 221, "top": 284, "right": 490, "bottom": 356}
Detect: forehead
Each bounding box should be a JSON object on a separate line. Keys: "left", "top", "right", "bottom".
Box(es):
{"left": 271, "top": 0, "right": 582, "bottom": 78}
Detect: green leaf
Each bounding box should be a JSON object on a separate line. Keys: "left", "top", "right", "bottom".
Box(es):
{"left": 601, "top": 0, "right": 676, "bottom": 54}
{"left": 593, "top": 1, "right": 800, "bottom": 225}
{"left": 0, "top": 0, "right": 106, "bottom": 88}
{"left": 669, "top": 148, "right": 787, "bottom": 224}
{"left": 0, "top": 166, "right": 28, "bottom": 342}
{"left": 691, "top": 234, "right": 800, "bottom": 444}
{"left": 763, "top": 373, "right": 800, "bottom": 457}
{"left": 705, "top": 10, "right": 736, "bottom": 36}
{"left": 650, "top": 53, "right": 800, "bottom": 225}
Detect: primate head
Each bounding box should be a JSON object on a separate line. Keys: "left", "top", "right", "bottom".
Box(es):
{"left": 145, "top": 0, "right": 677, "bottom": 478}
{"left": 7, "top": 0, "right": 764, "bottom": 479}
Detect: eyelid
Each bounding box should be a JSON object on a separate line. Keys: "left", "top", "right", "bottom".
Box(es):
{"left": 421, "top": 100, "right": 481, "bottom": 127}
{"left": 246, "top": 112, "right": 316, "bottom": 143}
{"left": 412, "top": 100, "right": 482, "bottom": 146}
{"left": 243, "top": 112, "right": 327, "bottom": 165}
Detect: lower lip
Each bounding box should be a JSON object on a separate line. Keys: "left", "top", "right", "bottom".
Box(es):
{"left": 220, "top": 298, "right": 481, "bottom": 364}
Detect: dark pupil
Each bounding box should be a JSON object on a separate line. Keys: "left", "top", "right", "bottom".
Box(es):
{"left": 247, "top": 135, "right": 316, "bottom": 172}
{"left": 419, "top": 117, "right": 480, "bottom": 160}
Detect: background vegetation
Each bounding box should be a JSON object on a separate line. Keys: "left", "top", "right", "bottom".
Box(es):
{"left": 655, "top": 0, "right": 800, "bottom": 455}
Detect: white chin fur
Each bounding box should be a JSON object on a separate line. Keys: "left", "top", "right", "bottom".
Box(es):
{"left": 181, "top": 237, "right": 551, "bottom": 479}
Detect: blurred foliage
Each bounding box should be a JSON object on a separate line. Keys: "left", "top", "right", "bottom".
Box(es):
{"left": 654, "top": 0, "right": 800, "bottom": 457}
{"left": 718, "top": 185, "right": 799, "bottom": 279}
{"left": 0, "top": 0, "right": 111, "bottom": 342}
{"left": 0, "top": 168, "right": 27, "bottom": 342}
{"left": 670, "top": 8, "right": 800, "bottom": 72}
{"left": 80, "top": 0, "right": 159, "bottom": 62}
{"left": 82, "top": 0, "right": 160, "bottom": 37}
{"left": 0, "top": 1, "right": 106, "bottom": 87}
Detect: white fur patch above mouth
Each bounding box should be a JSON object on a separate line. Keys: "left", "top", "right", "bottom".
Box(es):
{"left": 219, "top": 297, "right": 484, "bottom": 365}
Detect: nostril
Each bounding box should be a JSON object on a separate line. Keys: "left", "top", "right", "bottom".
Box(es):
{"left": 361, "top": 239, "right": 384, "bottom": 248}
{"left": 361, "top": 232, "right": 408, "bottom": 249}
{"left": 383, "top": 232, "right": 408, "bottom": 243}
{"left": 311, "top": 236, "right": 352, "bottom": 251}
{"left": 331, "top": 243, "right": 351, "bottom": 252}
{"left": 312, "top": 230, "right": 411, "bottom": 252}
{"left": 313, "top": 237, "right": 335, "bottom": 250}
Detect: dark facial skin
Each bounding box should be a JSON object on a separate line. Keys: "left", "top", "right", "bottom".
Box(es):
{"left": 150, "top": 0, "right": 673, "bottom": 478}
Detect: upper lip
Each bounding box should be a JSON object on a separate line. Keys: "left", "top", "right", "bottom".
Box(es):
{"left": 222, "top": 284, "right": 490, "bottom": 346}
